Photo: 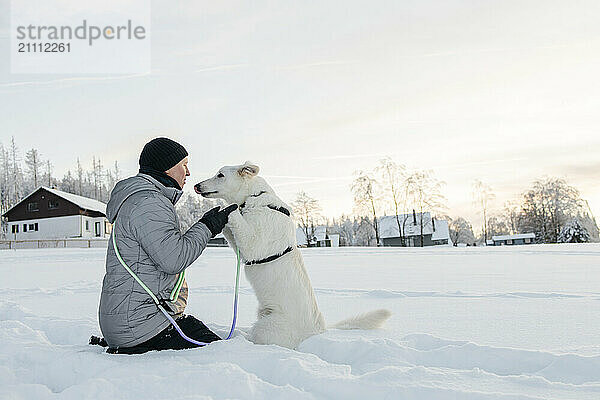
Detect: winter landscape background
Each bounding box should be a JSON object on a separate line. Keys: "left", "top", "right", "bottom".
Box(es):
{"left": 1, "top": 244, "right": 599, "bottom": 399}
{"left": 2, "top": 1, "right": 600, "bottom": 398}
{"left": 1, "top": 136, "right": 599, "bottom": 248}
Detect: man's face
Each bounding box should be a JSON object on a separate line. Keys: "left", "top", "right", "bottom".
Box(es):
{"left": 165, "top": 157, "right": 190, "bottom": 188}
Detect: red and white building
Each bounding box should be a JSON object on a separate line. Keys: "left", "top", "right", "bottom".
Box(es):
{"left": 3, "top": 187, "right": 110, "bottom": 240}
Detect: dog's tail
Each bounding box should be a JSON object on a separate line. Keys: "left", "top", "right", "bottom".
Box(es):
{"left": 329, "top": 309, "right": 391, "bottom": 330}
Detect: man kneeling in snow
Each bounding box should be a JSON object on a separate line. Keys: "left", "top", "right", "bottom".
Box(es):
{"left": 92, "top": 137, "right": 237, "bottom": 354}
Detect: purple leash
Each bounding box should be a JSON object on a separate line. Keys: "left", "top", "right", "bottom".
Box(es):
{"left": 112, "top": 226, "right": 241, "bottom": 346}
{"left": 158, "top": 247, "right": 241, "bottom": 345}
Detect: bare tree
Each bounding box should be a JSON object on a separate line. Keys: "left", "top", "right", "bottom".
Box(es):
{"left": 503, "top": 200, "right": 520, "bottom": 235}
{"left": 60, "top": 170, "right": 77, "bottom": 193}
{"left": 25, "top": 148, "right": 42, "bottom": 189}
{"left": 583, "top": 200, "right": 600, "bottom": 242}
{"left": 0, "top": 144, "right": 10, "bottom": 238}
{"left": 45, "top": 160, "right": 53, "bottom": 187}
{"left": 76, "top": 158, "right": 83, "bottom": 195}
{"left": 113, "top": 161, "right": 121, "bottom": 181}
{"left": 487, "top": 215, "right": 510, "bottom": 238}
{"left": 0, "top": 144, "right": 10, "bottom": 208}
{"left": 449, "top": 217, "right": 475, "bottom": 246}
{"left": 10, "top": 137, "right": 24, "bottom": 204}
{"left": 352, "top": 171, "right": 381, "bottom": 246}
{"left": 329, "top": 215, "right": 352, "bottom": 246}
{"left": 96, "top": 157, "right": 105, "bottom": 201}
{"left": 91, "top": 157, "right": 102, "bottom": 199}
{"left": 520, "top": 177, "right": 583, "bottom": 243}
{"left": 584, "top": 200, "right": 598, "bottom": 232}
{"left": 291, "top": 191, "right": 322, "bottom": 247}
{"left": 472, "top": 180, "right": 495, "bottom": 243}
{"left": 407, "top": 170, "right": 446, "bottom": 247}
{"left": 103, "top": 160, "right": 121, "bottom": 197}
{"left": 355, "top": 216, "right": 376, "bottom": 246}
{"left": 376, "top": 157, "right": 408, "bottom": 246}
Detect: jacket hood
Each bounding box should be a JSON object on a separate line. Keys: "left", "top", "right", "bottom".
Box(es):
{"left": 106, "top": 173, "right": 183, "bottom": 223}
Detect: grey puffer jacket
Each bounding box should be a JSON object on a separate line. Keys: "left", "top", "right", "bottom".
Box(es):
{"left": 99, "top": 173, "right": 213, "bottom": 348}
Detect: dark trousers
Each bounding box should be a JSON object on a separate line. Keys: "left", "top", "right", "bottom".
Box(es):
{"left": 106, "top": 315, "right": 221, "bottom": 354}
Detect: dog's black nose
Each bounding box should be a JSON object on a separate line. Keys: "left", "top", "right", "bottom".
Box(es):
{"left": 194, "top": 183, "right": 202, "bottom": 194}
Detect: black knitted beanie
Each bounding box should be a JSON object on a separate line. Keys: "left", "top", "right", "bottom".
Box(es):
{"left": 139, "top": 137, "right": 188, "bottom": 172}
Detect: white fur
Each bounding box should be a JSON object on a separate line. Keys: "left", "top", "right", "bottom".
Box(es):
{"left": 196, "top": 162, "right": 392, "bottom": 349}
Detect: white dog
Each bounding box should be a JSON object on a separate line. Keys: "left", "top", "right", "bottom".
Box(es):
{"left": 195, "top": 162, "right": 391, "bottom": 349}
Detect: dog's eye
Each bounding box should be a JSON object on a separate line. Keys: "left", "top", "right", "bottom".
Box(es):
{"left": 217, "top": 173, "right": 224, "bottom": 178}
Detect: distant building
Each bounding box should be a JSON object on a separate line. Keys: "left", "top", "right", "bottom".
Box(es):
{"left": 488, "top": 233, "right": 535, "bottom": 246}
{"left": 296, "top": 226, "right": 340, "bottom": 247}
{"left": 3, "top": 186, "right": 110, "bottom": 240}
{"left": 378, "top": 211, "right": 451, "bottom": 247}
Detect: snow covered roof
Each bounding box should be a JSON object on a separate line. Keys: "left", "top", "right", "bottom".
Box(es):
{"left": 296, "top": 226, "right": 327, "bottom": 245}
{"left": 43, "top": 187, "right": 107, "bottom": 215}
{"left": 492, "top": 233, "right": 535, "bottom": 241}
{"left": 3, "top": 186, "right": 107, "bottom": 217}
{"left": 379, "top": 213, "right": 450, "bottom": 241}
{"left": 431, "top": 219, "right": 450, "bottom": 241}
{"left": 314, "top": 226, "right": 327, "bottom": 241}
{"left": 378, "top": 213, "right": 433, "bottom": 239}
{"left": 43, "top": 186, "right": 107, "bottom": 215}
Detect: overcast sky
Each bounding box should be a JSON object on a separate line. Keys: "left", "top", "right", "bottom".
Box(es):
{"left": 1, "top": 0, "right": 599, "bottom": 231}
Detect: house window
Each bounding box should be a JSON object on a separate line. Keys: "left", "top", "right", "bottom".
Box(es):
{"left": 23, "top": 224, "right": 27, "bottom": 232}
{"left": 27, "top": 202, "right": 39, "bottom": 212}
{"left": 105, "top": 221, "right": 112, "bottom": 234}
{"left": 35, "top": 223, "right": 39, "bottom": 231}
{"left": 29, "top": 224, "right": 35, "bottom": 230}
{"left": 12, "top": 225, "right": 19, "bottom": 233}
{"left": 85, "top": 220, "right": 89, "bottom": 231}
{"left": 48, "top": 199, "right": 59, "bottom": 209}
{"left": 507, "top": 239, "right": 513, "bottom": 245}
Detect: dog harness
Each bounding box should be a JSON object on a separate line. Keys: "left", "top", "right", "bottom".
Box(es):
{"left": 239, "top": 191, "right": 296, "bottom": 266}
{"left": 245, "top": 246, "right": 295, "bottom": 266}
{"left": 239, "top": 191, "right": 290, "bottom": 216}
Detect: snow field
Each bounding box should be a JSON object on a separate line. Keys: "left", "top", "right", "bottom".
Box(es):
{"left": 1, "top": 245, "right": 599, "bottom": 399}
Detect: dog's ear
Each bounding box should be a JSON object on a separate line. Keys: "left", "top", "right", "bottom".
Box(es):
{"left": 238, "top": 162, "right": 260, "bottom": 178}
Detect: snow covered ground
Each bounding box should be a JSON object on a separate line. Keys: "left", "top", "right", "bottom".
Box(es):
{"left": 1, "top": 244, "right": 599, "bottom": 399}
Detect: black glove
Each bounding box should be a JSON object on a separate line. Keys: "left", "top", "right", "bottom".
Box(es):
{"left": 199, "top": 204, "right": 238, "bottom": 237}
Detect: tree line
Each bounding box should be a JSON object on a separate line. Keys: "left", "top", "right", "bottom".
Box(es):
{"left": 292, "top": 158, "right": 600, "bottom": 246}
{"left": 0, "top": 137, "right": 121, "bottom": 236}
{"left": 1, "top": 138, "right": 598, "bottom": 245}
{"left": 475, "top": 177, "right": 599, "bottom": 244}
